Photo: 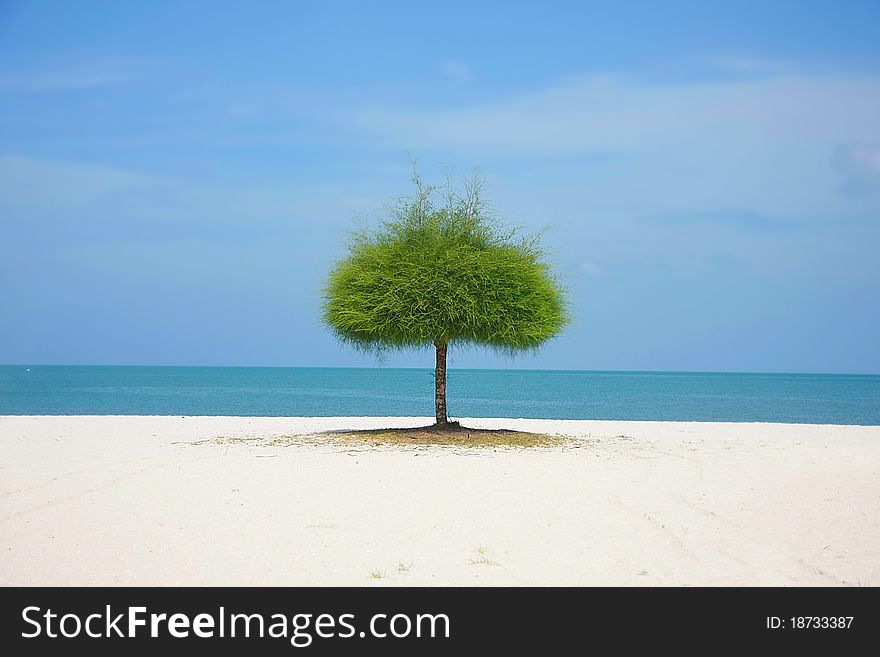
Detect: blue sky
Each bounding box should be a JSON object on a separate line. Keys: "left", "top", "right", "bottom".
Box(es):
{"left": 1, "top": 0, "right": 879, "bottom": 372}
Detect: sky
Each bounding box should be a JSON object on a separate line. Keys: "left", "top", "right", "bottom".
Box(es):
{"left": 1, "top": 0, "right": 879, "bottom": 373}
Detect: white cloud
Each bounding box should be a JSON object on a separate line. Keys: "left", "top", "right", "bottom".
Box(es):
{"left": 346, "top": 66, "right": 880, "bottom": 221}
{"left": 352, "top": 71, "right": 880, "bottom": 158}
{"left": 0, "top": 156, "right": 155, "bottom": 214}
{"left": 0, "top": 61, "right": 141, "bottom": 93}
{"left": 700, "top": 54, "right": 791, "bottom": 75}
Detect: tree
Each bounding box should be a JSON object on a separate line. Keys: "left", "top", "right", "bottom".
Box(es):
{"left": 322, "top": 173, "right": 568, "bottom": 427}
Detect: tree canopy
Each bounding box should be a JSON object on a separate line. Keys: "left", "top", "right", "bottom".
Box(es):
{"left": 322, "top": 175, "right": 568, "bottom": 356}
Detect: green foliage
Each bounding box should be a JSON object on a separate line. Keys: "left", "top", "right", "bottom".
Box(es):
{"left": 322, "top": 173, "right": 568, "bottom": 354}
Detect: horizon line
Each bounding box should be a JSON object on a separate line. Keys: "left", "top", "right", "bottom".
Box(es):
{"left": 1, "top": 363, "right": 878, "bottom": 377}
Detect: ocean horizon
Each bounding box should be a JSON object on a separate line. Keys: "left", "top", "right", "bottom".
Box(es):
{"left": 2, "top": 365, "right": 878, "bottom": 425}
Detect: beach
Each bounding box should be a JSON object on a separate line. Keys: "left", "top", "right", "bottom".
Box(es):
{"left": 1, "top": 415, "right": 877, "bottom": 586}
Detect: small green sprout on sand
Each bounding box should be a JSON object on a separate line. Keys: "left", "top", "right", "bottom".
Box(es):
{"left": 370, "top": 569, "right": 385, "bottom": 580}
{"left": 469, "top": 546, "right": 499, "bottom": 566}
{"left": 396, "top": 562, "right": 413, "bottom": 573}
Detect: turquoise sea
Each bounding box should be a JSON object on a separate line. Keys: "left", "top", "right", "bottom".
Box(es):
{"left": 1, "top": 366, "right": 878, "bottom": 425}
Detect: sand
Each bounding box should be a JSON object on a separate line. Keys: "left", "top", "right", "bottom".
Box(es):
{"left": 1, "top": 415, "right": 877, "bottom": 586}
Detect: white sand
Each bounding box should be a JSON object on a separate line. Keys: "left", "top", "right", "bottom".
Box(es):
{"left": 1, "top": 415, "right": 877, "bottom": 586}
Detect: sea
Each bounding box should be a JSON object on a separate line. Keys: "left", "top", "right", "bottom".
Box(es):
{"left": 1, "top": 366, "right": 878, "bottom": 425}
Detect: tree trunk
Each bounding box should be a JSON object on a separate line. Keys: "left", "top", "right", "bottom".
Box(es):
{"left": 434, "top": 341, "right": 448, "bottom": 426}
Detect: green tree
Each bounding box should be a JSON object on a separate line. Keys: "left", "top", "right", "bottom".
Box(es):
{"left": 322, "top": 173, "right": 568, "bottom": 427}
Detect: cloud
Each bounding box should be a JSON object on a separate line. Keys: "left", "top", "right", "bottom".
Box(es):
{"left": 0, "top": 153, "right": 390, "bottom": 251}
{"left": 833, "top": 143, "right": 880, "bottom": 192}
{"left": 642, "top": 209, "right": 803, "bottom": 231}
{"left": 0, "top": 62, "right": 140, "bottom": 93}
{"left": 700, "top": 54, "right": 792, "bottom": 76}
{"left": 350, "top": 69, "right": 880, "bottom": 159}
{"left": 0, "top": 156, "right": 155, "bottom": 214}
{"left": 345, "top": 63, "right": 880, "bottom": 224}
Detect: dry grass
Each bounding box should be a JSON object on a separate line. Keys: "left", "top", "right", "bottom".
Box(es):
{"left": 325, "top": 425, "right": 570, "bottom": 448}
{"left": 188, "top": 425, "right": 573, "bottom": 450}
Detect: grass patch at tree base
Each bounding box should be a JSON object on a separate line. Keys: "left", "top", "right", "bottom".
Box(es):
{"left": 187, "top": 426, "right": 575, "bottom": 450}
{"left": 326, "top": 425, "right": 570, "bottom": 448}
